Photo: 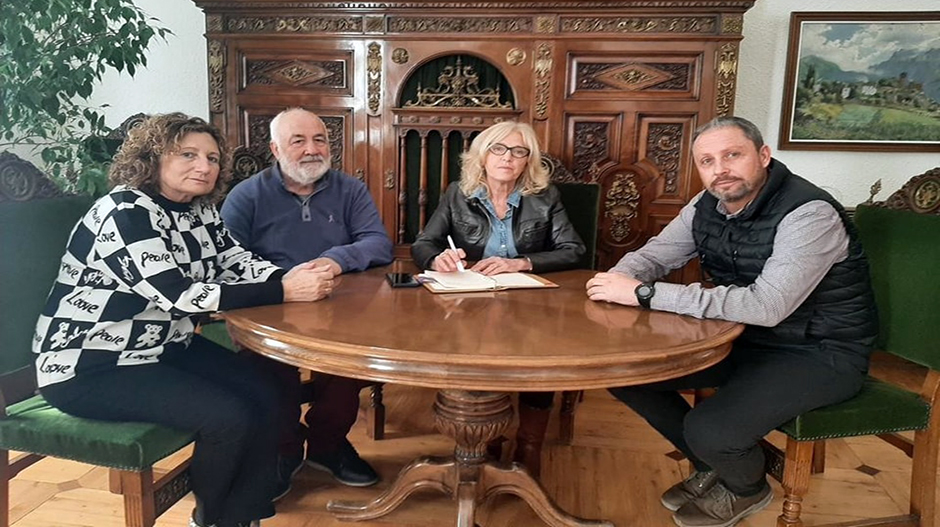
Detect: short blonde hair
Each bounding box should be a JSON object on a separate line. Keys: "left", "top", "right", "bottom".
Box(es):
{"left": 458, "top": 121, "right": 549, "bottom": 197}
{"left": 108, "top": 113, "right": 231, "bottom": 205}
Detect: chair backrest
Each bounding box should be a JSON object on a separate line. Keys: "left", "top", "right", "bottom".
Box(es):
{"left": 555, "top": 182, "right": 600, "bottom": 270}
{"left": 0, "top": 153, "right": 94, "bottom": 403}
{"left": 853, "top": 168, "right": 940, "bottom": 371}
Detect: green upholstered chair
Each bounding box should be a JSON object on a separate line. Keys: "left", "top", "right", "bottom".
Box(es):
{"left": 0, "top": 153, "right": 195, "bottom": 527}
{"left": 553, "top": 170, "right": 602, "bottom": 445}
{"left": 768, "top": 169, "right": 940, "bottom": 527}
{"left": 555, "top": 182, "right": 600, "bottom": 272}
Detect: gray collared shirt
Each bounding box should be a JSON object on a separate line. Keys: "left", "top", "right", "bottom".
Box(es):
{"left": 610, "top": 191, "right": 849, "bottom": 327}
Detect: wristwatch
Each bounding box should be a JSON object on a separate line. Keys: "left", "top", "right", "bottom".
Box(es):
{"left": 635, "top": 282, "right": 656, "bottom": 309}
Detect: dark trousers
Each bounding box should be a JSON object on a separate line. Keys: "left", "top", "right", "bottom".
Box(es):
{"left": 608, "top": 345, "right": 865, "bottom": 495}
{"left": 41, "top": 336, "right": 281, "bottom": 525}
{"left": 246, "top": 353, "right": 372, "bottom": 456}
{"left": 520, "top": 391, "right": 554, "bottom": 409}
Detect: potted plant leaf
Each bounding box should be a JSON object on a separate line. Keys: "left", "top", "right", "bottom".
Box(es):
{"left": 0, "top": 0, "right": 170, "bottom": 196}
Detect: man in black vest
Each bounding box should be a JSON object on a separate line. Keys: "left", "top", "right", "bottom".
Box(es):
{"left": 586, "top": 116, "right": 877, "bottom": 527}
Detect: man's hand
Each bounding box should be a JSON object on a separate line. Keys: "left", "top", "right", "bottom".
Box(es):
{"left": 585, "top": 271, "right": 641, "bottom": 306}
{"left": 282, "top": 261, "right": 335, "bottom": 302}
{"left": 431, "top": 247, "right": 467, "bottom": 272}
{"left": 311, "top": 257, "right": 342, "bottom": 277}
{"left": 471, "top": 256, "right": 530, "bottom": 276}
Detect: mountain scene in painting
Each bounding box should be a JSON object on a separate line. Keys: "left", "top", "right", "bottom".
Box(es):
{"left": 791, "top": 21, "right": 940, "bottom": 143}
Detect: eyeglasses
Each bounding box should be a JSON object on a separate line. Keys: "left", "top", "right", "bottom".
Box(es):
{"left": 488, "top": 143, "right": 530, "bottom": 159}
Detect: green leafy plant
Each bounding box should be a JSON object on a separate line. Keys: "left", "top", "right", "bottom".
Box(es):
{"left": 0, "top": 0, "right": 170, "bottom": 196}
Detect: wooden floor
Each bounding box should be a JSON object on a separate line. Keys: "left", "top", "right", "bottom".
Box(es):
{"left": 8, "top": 353, "right": 936, "bottom": 527}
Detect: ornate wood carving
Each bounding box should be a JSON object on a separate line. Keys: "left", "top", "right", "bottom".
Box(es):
{"left": 323, "top": 116, "right": 345, "bottom": 171}
{"left": 247, "top": 115, "right": 274, "bottom": 156}
{"left": 506, "top": 48, "right": 526, "bottom": 66}
{"left": 153, "top": 470, "right": 192, "bottom": 516}
{"left": 646, "top": 123, "right": 683, "bottom": 194}
{"left": 226, "top": 16, "right": 362, "bottom": 33}
{"left": 721, "top": 13, "right": 743, "bottom": 35}
{"left": 573, "top": 122, "right": 610, "bottom": 182}
{"left": 232, "top": 146, "right": 267, "bottom": 185}
{"left": 576, "top": 62, "right": 690, "bottom": 92}
{"left": 246, "top": 59, "right": 346, "bottom": 88}
{"left": 206, "top": 14, "right": 223, "bottom": 32}
{"left": 404, "top": 58, "right": 511, "bottom": 109}
{"left": 869, "top": 168, "right": 940, "bottom": 215}
{"left": 604, "top": 171, "right": 641, "bottom": 242}
{"left": 365, "top": 15, "right": 385, "bottom": 33}
{"left": 111, "top": 113, "right": 150, "bottom": 141}
{"left": 387, "top": 16, "right": 531, "bottom": 33}
{"left": 367, "top": 42, "right": 382, "bottom": 114}
{"left": 544, "top": 154, "right": 578, "bottom": 184}
{"left": 560, "top": 16, "right": 717, "bottom": 34}
{"left": 432, "top": 390, "right": 513, "bottom": 459}
{"left": 715, "top": 42, "right": 738, "bottom": 117}
{"left": 0, "top": 152, "right": 64, "bottom": 202}
{"left": 535, "top": 15, "right": 555, "bottom": 34}
{"left": 533, "top": 43, "right": 552, "bottom": 120}
{"left": 391, "top": 47, "right": 409, "bottom": 64}
{"left": 207, "top": 40, "right": 226, "bottom": 113}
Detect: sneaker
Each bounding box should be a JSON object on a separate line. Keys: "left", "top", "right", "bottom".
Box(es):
{"left": 273, "top": 450, "right": 305, "bottom": 501}
{"left": 661, "top": 470, "right": 719, "bottom": 511}
{"left": 306, "top": 438, "right": 379, "bottom": 487}
{"left": 672, "top": 481, "right": 773, "bottom": 527}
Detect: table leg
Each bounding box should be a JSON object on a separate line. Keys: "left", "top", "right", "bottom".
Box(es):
{"left": 327, "top": 390, "right": 613, "bottom": 527}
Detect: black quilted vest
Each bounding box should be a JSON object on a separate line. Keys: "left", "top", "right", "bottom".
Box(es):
{"left": 692, "top": 159, "right": 877, "bottom": 366}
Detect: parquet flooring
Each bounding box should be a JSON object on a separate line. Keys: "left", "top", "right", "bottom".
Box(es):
{"left": 8, "top": 353, "right": 935, "bottom": 526}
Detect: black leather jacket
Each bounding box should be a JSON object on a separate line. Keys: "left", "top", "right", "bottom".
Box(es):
{"left": 411, "top": 182, "right": 585, "bottom": 273}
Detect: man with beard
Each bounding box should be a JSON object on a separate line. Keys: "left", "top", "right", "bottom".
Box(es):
{"left": 585, "top": 116, "right": 877, "bottom": 527}
{"left": 221, "top": 108, "right": 393, "bottom": 499}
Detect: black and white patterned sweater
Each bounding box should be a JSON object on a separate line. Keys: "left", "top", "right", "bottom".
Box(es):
{"left": 33, "top": 186, "right": 284, "bottom": 388}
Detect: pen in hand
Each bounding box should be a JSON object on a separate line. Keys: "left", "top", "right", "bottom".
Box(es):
{"left": 446, "top": 235, "right": 466, "bottom": 272}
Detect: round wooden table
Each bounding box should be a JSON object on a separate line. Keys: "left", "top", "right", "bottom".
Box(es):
{"left": 224, "top": 268, "right": 743, "bottom": 527}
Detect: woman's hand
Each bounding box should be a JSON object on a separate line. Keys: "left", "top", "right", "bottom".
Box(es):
{"left": 471, "top": 256, "right": 530, "bottom": 276}
{"left": 431, "top": 248, "right": 467, "bottom": 272}
{"left": 585, "top": 271, "right": 640, "bottom": 305}
{"left": 282, "top": 261, "right": 336, "bottom": 302}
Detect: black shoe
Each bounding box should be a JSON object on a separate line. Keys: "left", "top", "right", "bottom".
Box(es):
{"left": 273, "top": 450, "right": 304, "bottom": 501}
{"left": 305, "top": 438, "right": 379, "bottom": 487}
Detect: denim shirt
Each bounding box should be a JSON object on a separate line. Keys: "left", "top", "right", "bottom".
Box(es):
{"left": 472, "top": 187, "right": 522, "bottom": 259}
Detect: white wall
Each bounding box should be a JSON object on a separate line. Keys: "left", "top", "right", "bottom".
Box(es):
{"left": 87, "top": 0, "right": 208, "bottom": 120}
{"left": 92, "top": 0, "right": 938, "bottom": 206}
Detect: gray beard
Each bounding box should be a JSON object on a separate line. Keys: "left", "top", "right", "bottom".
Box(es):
{"left": 282, "top": 157, "right": 331, "bottom": 186}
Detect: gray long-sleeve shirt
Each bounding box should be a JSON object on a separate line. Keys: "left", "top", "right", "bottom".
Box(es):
{"left": 610, "top": 192, "right": 849, "bottom": 327}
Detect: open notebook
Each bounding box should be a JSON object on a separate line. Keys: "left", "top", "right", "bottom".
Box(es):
{"left": 417, "top": 270, "right": 558, "bottom": 293}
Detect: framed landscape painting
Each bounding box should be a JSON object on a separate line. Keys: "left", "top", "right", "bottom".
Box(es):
{"left": 779, "top": 12, "right": 940, "bottom": 152}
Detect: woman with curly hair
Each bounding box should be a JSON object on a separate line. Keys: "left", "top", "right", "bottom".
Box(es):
{"left": 410, "top": 121, "right": 585, "bottom": 478}
{"left": 33, "top": 113, "right": 333, "bottom": 527}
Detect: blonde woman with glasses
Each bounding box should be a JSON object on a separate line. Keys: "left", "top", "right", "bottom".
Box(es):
{"left": 411, "top": 121, "right": 585, "bottom": 478}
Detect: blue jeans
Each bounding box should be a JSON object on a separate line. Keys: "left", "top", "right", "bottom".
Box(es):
{"left": 41, "top": 335, "right": 282, "bottom": 525}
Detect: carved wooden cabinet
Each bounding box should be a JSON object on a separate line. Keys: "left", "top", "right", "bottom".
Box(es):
{"left": 191, "top": 0, "right": 755, "bottom": 270}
